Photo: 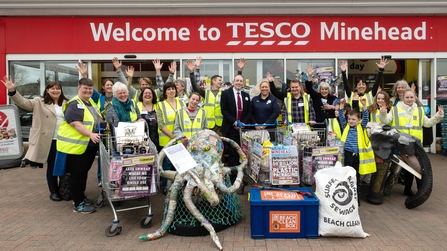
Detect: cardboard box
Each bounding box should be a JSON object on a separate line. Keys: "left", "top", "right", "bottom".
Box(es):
{"left": 249, "top": 187, "right": 319, "bottom": 239}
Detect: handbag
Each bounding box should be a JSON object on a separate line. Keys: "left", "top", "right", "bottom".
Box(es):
{"left": 58, "top": 173, "right": 72, "bottom": 201}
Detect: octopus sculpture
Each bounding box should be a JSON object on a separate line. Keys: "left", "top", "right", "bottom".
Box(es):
{"left": 140, "top": 129, "right": 247, "bottom": 250}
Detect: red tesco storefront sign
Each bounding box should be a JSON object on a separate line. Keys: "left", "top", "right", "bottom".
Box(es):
{"left": 1, "top": 16, "right": 447, "bottom": 103}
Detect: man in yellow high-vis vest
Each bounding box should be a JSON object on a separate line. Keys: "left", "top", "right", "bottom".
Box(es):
{"left": 281, "top": 79, "right": 316, "bottom": 127}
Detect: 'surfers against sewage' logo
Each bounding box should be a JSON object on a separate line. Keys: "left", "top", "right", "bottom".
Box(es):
{"left": 332, "top": 181, "right": 353, "bottom": 206}
{"left": 324, "top": 177, "right": 357, "bottom": 207}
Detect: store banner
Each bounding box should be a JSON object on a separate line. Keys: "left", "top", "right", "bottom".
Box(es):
{"left": 2, "top": 16, "right": 447, "bottom": 53}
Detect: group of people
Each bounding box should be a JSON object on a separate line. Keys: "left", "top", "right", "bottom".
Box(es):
{"left": 3, "top": 56, "right": 444, "bottom": 214}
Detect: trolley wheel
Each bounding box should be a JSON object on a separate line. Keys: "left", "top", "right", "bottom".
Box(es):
{"left": 94, "top": 199, "right": 104, "bottom": 208}
{"left": 20, "top": 159, "right": 26, "bottom": 167}
{"left": 105, "top": 224, "right": 122, "bottom": 237}
{"left": 140, "top": 217, "right": 152, "bottom": 228}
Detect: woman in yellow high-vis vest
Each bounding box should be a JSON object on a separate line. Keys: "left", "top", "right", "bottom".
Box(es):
{"left": 365, "top": 91, "right": 392, "bottom": 204}
{"left": 174, "top": 92, "right": 208, "bottom": 139}
{"left": 56, "top": 78, "right": 104, "bottom": 214}
{"left": 156, "top": 82, "right": 185, "bottom": 194}
{"left": 138, "top": 87, "right": 161, "bottom": 152}
{"left": 339, "top": 57, "right": 389, "bottom": 111}
{"left": 380, "top": 89, "right": 444, "bottom": 197}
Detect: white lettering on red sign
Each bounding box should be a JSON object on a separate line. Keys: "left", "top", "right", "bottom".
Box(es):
{"left": 90, "top": 22, "right": 190, "bottom": 42}
{"left": 321, "top": 22, "right": 426, "bottom": 41}
{"left": 89, "top": 21, "right": 427, "bottom": 45}
{"left": 226, "top": 22, "right": 310, "bottom": 46}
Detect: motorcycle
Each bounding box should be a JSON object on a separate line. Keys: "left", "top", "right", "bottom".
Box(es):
{"left": 367, "top": 124, "right": 433, "bottom": 209}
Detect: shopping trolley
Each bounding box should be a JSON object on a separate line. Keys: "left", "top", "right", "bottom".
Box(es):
{"left": 239, "top": 122, "right": 291, "bottom": 187}
{"left": 95, "top": 122, "right": 159, "bottom": 237}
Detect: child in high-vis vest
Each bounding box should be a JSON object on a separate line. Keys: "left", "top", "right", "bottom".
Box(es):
{"left": 339, "top": 98, "right": 376, "bottom": 205}
{"left": 380, "top": 89, "right": 444, "bottom": 196}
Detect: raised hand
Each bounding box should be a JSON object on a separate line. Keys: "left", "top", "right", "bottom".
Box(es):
{"left": 376, "top": 56, "right": 389, "bottom": 69}
{"left": 152, "top": 58, "right": 163, "bottom": 71}
{"left": 411, "top": 83, "right": 416, "bottom": 91}
{"left": 338, "top": 60, "right": 347, "bottom": 72}
{"left": 306, "top": 64, "right": 315, "bottom": 76}
{"left": 194, "top": 56, "right": 202, "bottom": 69}
{"left": 1, "top": 76, "right": 17, "bottom": 92}
{"left": 265, "top": 72, "right": 273, "bottom": 82}
{"left": 168, "top": 61, "right": 177, "bottom": 74}
{"left": 339, "top": 98, "right": 346, "bottom": 106}
{"left": 125, "top": 65, "right": 135, "bottom": 78}
{"left": 186, "top": 59, "right": 195, "bottom": 72}
{"left": 76, "top": 61, "right": 88, "bottom": 77}
{"left": 112, "top": 57, "right": 122, "bottom": 70}
{"left": 237, "top": 58, "right": 246, "bottom": 71}
{"left": 379, "top": 103, "right": 388, "bottom": 113}
{"left": 360, "top": 97, "right": 367, "bottom": 107}
{"left": 438, "top": 105, "right": 444, "bottom": 115}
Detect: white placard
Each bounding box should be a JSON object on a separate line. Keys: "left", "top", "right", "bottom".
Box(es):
{"left": 164, "top": 143, "right": 197, "bottom": 174}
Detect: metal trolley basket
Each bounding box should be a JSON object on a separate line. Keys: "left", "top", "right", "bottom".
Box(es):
{"left": 239, "top": 124, "right": 289, "bottom": 187}
{"left": 95, "top": 133, "right": 159, "bottom": 237}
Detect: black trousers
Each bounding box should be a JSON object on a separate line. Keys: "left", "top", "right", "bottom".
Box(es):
{"left": 224, "top": 129, "right": 241, "bottom": 167}
{"left": 344, "top": 150, "right": 361, "bottom": 195}
{"left": 66, "top": 144, "right": 98, "bottom": 206}
{"left": 46, "top": 140, "right": 59, "bottom": 191}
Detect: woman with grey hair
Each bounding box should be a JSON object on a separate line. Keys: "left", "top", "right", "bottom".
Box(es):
{"left": 305, "top": 65, "right": 338, "bottom": 125}
{"left": 390, "top": 79, "right": 423, "bottom": 106}
{"left": 174, "top": 79, "right": 189, "bottom": 104}
{"left": 106, "top": 82, "right": 142, "bottom": 127}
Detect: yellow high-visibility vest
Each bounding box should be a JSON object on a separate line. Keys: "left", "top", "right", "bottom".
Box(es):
{"left": 285, "top": 93, "right": 310, "bottom": 124}
{"left": 391, "top": 106, "right": 424, "bottom": 141}
{"left": 203, "top": 90, "right": 222, "bottom": 128}
{"left": 349, "top": 92, "right": 373, "bottom": 111}
{"left": 328, "top": 117, "right": 342, "bottom": 139}
{"left": 57, "top": 96, "right": 102, "bottom": 155}
{"left": 177, "top": 108, "right": 207, "bottom": 138}
{"left": 341, "top": 124, "right": 376, "bottom": 175}
{"left": 157, "top": 98, "right": 185, "bottom": 146}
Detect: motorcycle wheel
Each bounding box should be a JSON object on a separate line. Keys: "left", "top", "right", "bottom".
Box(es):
{"left": 404, "top": 144, "right": 433, "bottom": 209}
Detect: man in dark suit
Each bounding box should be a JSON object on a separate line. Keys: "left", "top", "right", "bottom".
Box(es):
{"left": 221, "top": 75, "right": 252, "bottom": 193}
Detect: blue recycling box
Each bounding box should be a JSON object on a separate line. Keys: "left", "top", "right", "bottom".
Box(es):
{"left": 249, "top": 187, "right": 319, "bottom": 239}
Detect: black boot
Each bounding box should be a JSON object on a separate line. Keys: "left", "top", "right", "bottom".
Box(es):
{"left": 48, "top": 183, "right": 62, "bottom": 202}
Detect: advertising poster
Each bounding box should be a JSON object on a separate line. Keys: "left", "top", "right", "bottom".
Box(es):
{"left": 0, "top": 105, "right": 23, "bottom": 159}
{"left": 437, "top": 75, "right": 447, "bottom": 99}
{"left": 119, "top": 154, "right": 156, "bottom": 197}
{"left": 312, "top": 147, "right": 340, "bottom": 172}
{"left": 248, "top": 141, "right": 262, "bottom": 182}
{"left": 270, "top": 145, "right": 300, "bottom": 185}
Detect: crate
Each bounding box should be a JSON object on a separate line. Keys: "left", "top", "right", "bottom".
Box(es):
{"left": 249, "top": 187, "right": 319, "bottom": 239}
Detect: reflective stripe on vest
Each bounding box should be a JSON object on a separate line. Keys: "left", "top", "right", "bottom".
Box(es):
{"left": 285, "top": 93, "right": 310, "bottom": 126}
{"left": 178, "top": 108, "right": 206, "bottom": 138}
{"left": 370, "top": 110, "right": 380, "bottom": 122}
{"left": 158, "top": 98, "right": 185, "bottom": 146}
{"left": 349, "top": 91, "right": 373, "bottom": 110}
{"left": 328, "top": 117, "right": 342, "bottom": 139}
{"left": 391, "top": 106, "right": 423, "bottom": 141}
{"left": 203, "top": 90, "right": 222, "bottom": 128}
{"left": 57, "top": 96, "right": 100, "bottom": 155}
{"left": 341, "top": 124, "right": 376, "bottom": 175}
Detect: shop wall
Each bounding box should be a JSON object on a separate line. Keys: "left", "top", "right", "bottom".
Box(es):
{"left": 0, "top": 18, "right": 5, "bottom": 104}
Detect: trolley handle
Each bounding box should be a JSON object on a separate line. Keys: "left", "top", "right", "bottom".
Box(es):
{"left": 237, "top": 120, "right": 278, "bottom": 128}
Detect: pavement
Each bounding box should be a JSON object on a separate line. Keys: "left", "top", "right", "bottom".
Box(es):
{"left": 1, "top": 153, "right": 447, "bottom": 251}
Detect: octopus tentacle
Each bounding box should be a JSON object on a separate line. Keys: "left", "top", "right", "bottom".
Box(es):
{"left": 216, "top": 137, "right": 248, "bottom": 194}
{"left": 183, "top": 186, "right": 223, "bottom": 250}
{"left": 140, "top": 174, "right": 183, "bottom": 241}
